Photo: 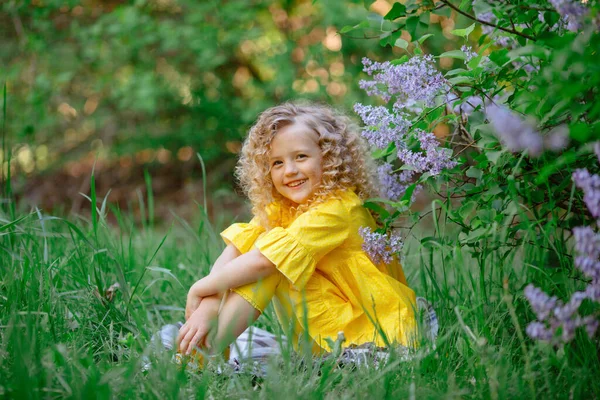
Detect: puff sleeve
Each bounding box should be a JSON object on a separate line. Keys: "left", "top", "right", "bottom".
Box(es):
{"left": 220, "top": 217, "right": 266, "bottom": 254}
{"left": 255, "top": 198, "right": 350, "bottom": 290}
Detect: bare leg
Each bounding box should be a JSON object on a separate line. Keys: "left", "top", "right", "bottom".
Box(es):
{"left": 207, "top": 291, "right": 261, "bottom": 354}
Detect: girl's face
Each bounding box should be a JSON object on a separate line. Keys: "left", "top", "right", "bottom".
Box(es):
{"left": 269, "top": 121, "right": 323, "bottom": 205}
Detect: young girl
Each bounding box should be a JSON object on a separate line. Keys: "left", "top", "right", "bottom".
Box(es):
{"left": 177, "top": 102, "right": 422, "bottom": 359}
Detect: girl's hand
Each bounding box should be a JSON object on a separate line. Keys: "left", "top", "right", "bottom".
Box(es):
{"left": 185, "top": 289, "right": 202, "bottom": 320}
{"left": 177, "top": 296, "right": 221, "bottom": 355}
{"left": 186, "top": 278, "right": 214, "bottom": 319}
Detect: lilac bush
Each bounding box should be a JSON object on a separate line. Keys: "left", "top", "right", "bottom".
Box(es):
{"left": 347, "top": 1, "right": 600, "bottom": 354}
{"left": 525, "top": 167, "right": 600, "bottom": 343}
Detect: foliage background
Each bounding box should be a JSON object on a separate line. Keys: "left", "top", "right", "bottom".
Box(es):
{"left": 2, "top": 0, "right": 448, "bottom": 221}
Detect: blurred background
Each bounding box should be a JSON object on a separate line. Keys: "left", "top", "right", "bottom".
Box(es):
{"left": 1, "top": 0, "right": 457, "bottom": 225}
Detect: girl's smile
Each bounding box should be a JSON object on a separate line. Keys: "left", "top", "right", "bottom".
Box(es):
{"left": 269, "top": 121, "right": 323, "bottom": 205}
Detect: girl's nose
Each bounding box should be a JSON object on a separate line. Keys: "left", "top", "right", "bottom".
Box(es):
{"left": 284, "top": 162, "right": 299, "bottom": 175}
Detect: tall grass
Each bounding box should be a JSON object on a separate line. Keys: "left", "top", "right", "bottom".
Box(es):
{"left": 1, "top": 171, "right": 599, "bottom": 398}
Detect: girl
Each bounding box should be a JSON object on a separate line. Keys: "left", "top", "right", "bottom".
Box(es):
{"left": 177, "top": 102, "right": 423, "bottom": 359}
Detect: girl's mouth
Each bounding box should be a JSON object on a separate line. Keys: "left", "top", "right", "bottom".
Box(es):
{"left": 287, "top": 179, "right": 307, "bottom": 188}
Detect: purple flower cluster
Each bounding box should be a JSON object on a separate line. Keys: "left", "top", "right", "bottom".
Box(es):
{"left": 397, "top": 130, "right": 457, "bottom": 176}
{"left": 572, "top": 169, "right": 600, "bottom": 220}
{"left": 359, "top": 226, "right": 404, "bottom": 265}
{"left": 485, "top": 104, "right": 569, "bottom": 157}
{"left": 359, "top": 56, "right": 445, "bottom": 110}
{"left": 447, "top": 93, "right": 484, "bottom": 116}
{"left": 353, "top": 104, "right": 411, "bottom": 149}
{"left": 476, "top": 11, "right": 496, "bottom": 35}
{"left": 549, "top": 0, "right": 589, "bottom": 32}
{"left": 461, "top": 45, "right": 477, "bottom": 63}
{"left": 377, "top": 163, "right": 419, "bottom": 202}
{"left": 525, "top": 167, "right": 600, "bottom": 343}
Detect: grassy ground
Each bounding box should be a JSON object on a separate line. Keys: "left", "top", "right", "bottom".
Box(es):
{"left": 1, "top": 175, "right": 599, "bottom": 399}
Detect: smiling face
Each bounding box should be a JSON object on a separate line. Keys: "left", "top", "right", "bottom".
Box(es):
{"left": 269, "top": 121, "right": 323, "bottom": 205}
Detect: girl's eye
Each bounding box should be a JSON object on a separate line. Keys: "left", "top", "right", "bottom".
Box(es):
{"left": 272, "top": 160, "right": 282, "bottom": 166}
{"left": 297, "top": 154, "right": 307, "bottom": 159}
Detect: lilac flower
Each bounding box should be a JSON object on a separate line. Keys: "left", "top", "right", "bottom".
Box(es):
{"left": 354, "top": 104, "right": 411, "bottom": 149}
{"left": 485, "top": 104, "right": 544, "bottom": 157}
{"left": 586, "top": 283, "right": 600, "bottom": 301}
{"left": 378, "top": 163, "right": 412, "bottom": 201}
{"left": 359, "top": 56, "right": 445, "bottom": 110}
{"left": 549, "top": 0, "right": 589, "bottom": 32}
{"left": 359, "top": 227, "right": 403, "bottom": 265}
{"left": 526, "top": 321, "right": 553, "bottom": 341}
{"left": 573, "top": 226, "right": 600, "bottom": 260}
{"left": 524, "top": 284, "right": 560, "bottom": 320}
{"left": 397, "top": 130, "right": 457, "bottom": 176}
{"left": 447, "top": 93, "right": 484, "bottom": 116}
{"left": 461, "top": 45, "right": 477, "bottom": 63}
{"left": 476, "top": 11, "right": 496, "bottom": 35}
{"left": 572, "top": 169, "right": 600, "bottom": 220}
{"left": 544, "top": 126, "right": 569, "bottom": 151}
{"left": 584, "top": 315, "right": 599, "bottom": 337}
{"left": 377, "top": 163, "right": 420, "bottom": 204}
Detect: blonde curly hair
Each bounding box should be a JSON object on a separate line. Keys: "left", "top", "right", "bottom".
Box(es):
{"left": 236, "top": 101, "right": 379, "bottom": 229}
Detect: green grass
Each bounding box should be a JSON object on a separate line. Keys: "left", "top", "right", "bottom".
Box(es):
{"left": 1, "top": 174, "right": 599, "bottom": 399}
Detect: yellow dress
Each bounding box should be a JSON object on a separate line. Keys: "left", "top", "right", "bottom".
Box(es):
{"left": 220, "top": 189, "right": 417, "bottom": 353}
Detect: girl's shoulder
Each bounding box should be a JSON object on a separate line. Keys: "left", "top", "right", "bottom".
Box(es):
{"left": 326, "top": 187, "right": 363, "bottom": 208}
{"left": 306, "top": 187, "right": 363, "bottom": 215}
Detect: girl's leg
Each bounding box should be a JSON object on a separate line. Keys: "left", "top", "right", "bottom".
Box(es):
{"left": 207, "top": 291, "right": 261, "bottom": 353}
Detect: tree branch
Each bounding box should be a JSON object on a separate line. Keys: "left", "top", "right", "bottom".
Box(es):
{"left": 438, "top": 0, "right": 537, "bottom": 41}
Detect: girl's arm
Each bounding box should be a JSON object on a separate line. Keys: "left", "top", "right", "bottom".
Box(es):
{"left": 188, "top": 249, "right": 276, "bottom": 298}
{"left": 185, "top": 244, "right": 241, "bottom": 319}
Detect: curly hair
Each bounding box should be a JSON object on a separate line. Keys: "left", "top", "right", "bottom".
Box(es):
{"left": 236, "top": 101, "right": 379, "bottom": 229}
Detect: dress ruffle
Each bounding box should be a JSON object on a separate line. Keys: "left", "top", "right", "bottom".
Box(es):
{"left": 255, "top": 227, "right": 316, "bottom": 291}
{"left": 220, "top": 222, "right": 265, "bottom": 254}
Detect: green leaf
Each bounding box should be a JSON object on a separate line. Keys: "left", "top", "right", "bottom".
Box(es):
{"left": 448, "top": 76, "right": 471, "bottom": 85}
{"left": 340, "top": 21, "right": 369, "bottom": 34}
{"left": 379, "top": 29, "right": 403, "bottom": 47}
{"left": 486, "top": 150, "right": 503, "bottom": 164}
{"left": 439, "top": 50, "right": 466, "bottom": 60}
{"left": 391, "top": 55, "right": 409, "bottom": 65}
{"left": 418, "top": 33, "right": 434, "bottom": 44}
{"left": 0, "top": 213, "right": 32, "bottom": 232}
{"left": 445, "top": 68, "right": 468, "bottom": 77}
{"left": 400, "top": 184, "right": 416, "bottom": 203}
{"left": 384, "top": 2, "right": 407, "bottom": 20}
{"left": 371, "top": 141, "right": 396, "bottom": 159}
{"left": 458, "top": 201, "right": 477, "bottom": 219}
{"left": 451, "top": 23, "right": 475, "bottom": 38}
{"left": 461, "top": 226, "right": 492, "bottom": 243}
{"left": 406, "top": 16, "right": 419, "bottom": 37}
{"left": 466, "top": 167, "right": 483, "bottom": 179}
{"left": 363, "top": 200, "right": 390, "bottom": 219}
{"left": 569, "top": 122, "right": 593, "bottom": 142}
{"left": 535, "top": 149, "right": 578, "bottom": 184}
{"left": 420, "top": 236, "right": 445, "bottom": 249}
{"left": 394, "top": 38, "right": 409, "bottom": 49}
{"left": 467, "top": 55, "right": 482, "bottom": 69}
